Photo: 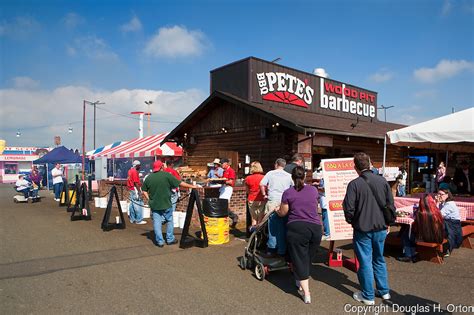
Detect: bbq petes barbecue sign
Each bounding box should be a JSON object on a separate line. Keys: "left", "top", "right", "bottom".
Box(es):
{"left": 255, "top": 71, "right": 377, "bottom": 118}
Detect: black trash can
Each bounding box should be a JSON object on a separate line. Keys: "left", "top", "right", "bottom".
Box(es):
{"left": 202, "top": 198, "right": 229, "bottom": 245}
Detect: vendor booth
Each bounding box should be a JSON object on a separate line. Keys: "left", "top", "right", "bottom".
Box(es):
{"left": 160, "top": 56, "right": 409, "bottom": 226}
{"left": 0, "top": 147, "right": 41, "bottom": 183}
{"left": 90, "top": 133, "right": 183, "bottom": 179}
{"left": 33, "top": 146, "right": 83, "bottom": 188}
{"left": 386, "top": 107, "right": 474, "bottom": 194}
{"left": 162, "top": 57, "right": 407, "bottom": 177}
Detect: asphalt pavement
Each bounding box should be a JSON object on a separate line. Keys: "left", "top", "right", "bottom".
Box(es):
{"left": 1, "top": 184, "right": 473, "bottom": 314}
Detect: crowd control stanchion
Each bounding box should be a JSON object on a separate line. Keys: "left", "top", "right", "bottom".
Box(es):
{"left": 67, "top": 182, "right": 80, "bottom": 213}
{"left": 180, "top": 189, "right": 208, "bottom": 249}
{"left": 101, "top": 186, "right": 126, "bottom": 231}
{"left": 87, "top": 175, "right": 93, "bottom": 201}
{"left": 70, "top": 183, "right": 92, "bottom": 221}
{"left": 59, "top": 181, "right": 69, "bottom": 207}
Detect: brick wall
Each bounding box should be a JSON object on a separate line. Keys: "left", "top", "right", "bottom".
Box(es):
{"left": 98, "top": 180, "right": 248, "bottom": 230}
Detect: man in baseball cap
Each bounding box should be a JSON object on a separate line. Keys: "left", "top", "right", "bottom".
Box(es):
{"left": 142, "top": 160, "right": 198, "bottom": 248}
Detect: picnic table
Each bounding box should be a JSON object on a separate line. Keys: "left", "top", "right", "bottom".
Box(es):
{"left": 395, "top": 196, "right": 474, "bottom": 219}
{"left": 395, "top": 205, "right": 468, "bottom": 224}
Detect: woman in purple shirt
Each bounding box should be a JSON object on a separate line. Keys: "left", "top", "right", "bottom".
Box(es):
{"left": 276, "top": 166, "right": 322, "bottom": 304}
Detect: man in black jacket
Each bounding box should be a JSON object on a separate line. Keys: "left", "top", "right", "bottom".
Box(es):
{"left": 343, "top": 152, "right": 394, "bottom": 305}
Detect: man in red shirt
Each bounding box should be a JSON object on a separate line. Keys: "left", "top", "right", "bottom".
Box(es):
{"left": 164, "top": 160, "right": 181, "bottom": 212}
{"left": 127, "top": 160, "right": 146, "bottom": 224}
{"left": 219, "top": 158, "right": 238, "bottom": 228}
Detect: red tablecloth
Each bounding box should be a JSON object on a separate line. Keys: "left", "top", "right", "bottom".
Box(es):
{"left": 395, "top": 204, "right": 467, "bottom": 222}
{"left": 395, "top": 196, "right": 474, "bottom": 219}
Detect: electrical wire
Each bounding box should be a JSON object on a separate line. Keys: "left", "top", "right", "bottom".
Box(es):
{"left": 95, "top": 105, "right": 182, "bottom": 124}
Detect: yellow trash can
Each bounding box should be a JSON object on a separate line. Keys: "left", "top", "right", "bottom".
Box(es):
{"left": 204, "top": 216, "right": 229, "bottom": 245}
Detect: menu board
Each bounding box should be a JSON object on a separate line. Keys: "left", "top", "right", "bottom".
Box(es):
{"left": 321, "top": 157, "right": 359, "bottom": 241}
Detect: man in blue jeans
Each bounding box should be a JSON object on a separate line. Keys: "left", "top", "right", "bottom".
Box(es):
{"left": 343, "top": 152, "right": 395, "bottom": 305}
{"left": 142, "top": 160, "right": 197, "bottom": 248}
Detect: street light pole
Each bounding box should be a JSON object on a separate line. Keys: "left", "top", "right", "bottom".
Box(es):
{"left": 378, "top": 105, "right": 394, "bottom": 122}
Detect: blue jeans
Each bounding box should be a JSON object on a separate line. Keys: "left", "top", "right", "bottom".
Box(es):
{"left": 17, "top": 188, "right": 30, "bottom": 198}
{"left": 53, "top": 182, "right": 63, "bottom": 199}
{"left": 267, "top": 212, "right": 287, "bottom": 255}
{"left": 170, "top": 191, "right": 179, "bottom": 212}
{"left": 128, "top": 190, "right": 144, "bottom": 223}
{"left": 152, "top": 207, "right": 175, "bottom": 246}
{"left": 397, "top": 185, "right": 406, "bottom": 196}
{"left": 321, "top": 208, "right": 330, "bottom": 236}
{"left": 353, "top": 229, "right": 390, "bottom": 300}
{"left": 400, "top": 226, "right": 416, "bottom": 257}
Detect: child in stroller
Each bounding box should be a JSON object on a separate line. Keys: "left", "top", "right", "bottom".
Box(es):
{"left": 239, "top": 210, "right": 289, "bottom": 280}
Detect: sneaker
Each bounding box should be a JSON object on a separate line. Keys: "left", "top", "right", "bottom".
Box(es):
{"left": 54, "top": 198, "right": 59, "bottom": 202}
{"left": 396, "top": 256, "right": 413, "bottom": 263}
{"left": 156, "top": 243, "right": 164, "bottom": 248}
{"left": 129, "top": 220, "right": 134, "bottom": 224}
{"left": 321, "top": 235, "right": 331, "bottom": 241}
{"left": 136, "top": 220, "right": 147, "bottom": 225}
{"left": 353, "top": 291, "right": 375, "bottom": 305}
{"left": 376, "top": 291, "right": 391, "bottom": 300}
{"left": 443, "top": 251, "right": 450, "bottom": 258}
{"left": 297, "top": 289, "right": 311, "bottom": 304}
{"left": 166, "top": 239, "right": 178, "bottom": 245}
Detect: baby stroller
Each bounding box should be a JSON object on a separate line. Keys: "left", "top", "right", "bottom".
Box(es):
{"left": 239, "top": 211, "right": 290, "bottom": 281}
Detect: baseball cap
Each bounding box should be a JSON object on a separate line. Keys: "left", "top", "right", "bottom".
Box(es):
{"left": 132, "top": 160, "right": 141, "bottom": 166}
{"left": 152, "top": 160, "right": 163, "bottom": 172}
{"left": 221, "top": 158, "right": 229, "bottom": 164}
{"left": 312, "top": 171, "right": 322, "bottom": 180}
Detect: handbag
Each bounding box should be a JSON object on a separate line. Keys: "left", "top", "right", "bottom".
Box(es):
{"left": 361, "top": 173, "right": 396, "bottom": 225}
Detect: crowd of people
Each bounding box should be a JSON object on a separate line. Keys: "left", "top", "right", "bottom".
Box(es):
{"left": 17, "top": 152, "right": 468, "bottom": 306}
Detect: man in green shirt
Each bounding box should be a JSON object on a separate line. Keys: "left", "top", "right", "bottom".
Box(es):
{"left": 142, "top": 160, "right": 197, "bottom": 247}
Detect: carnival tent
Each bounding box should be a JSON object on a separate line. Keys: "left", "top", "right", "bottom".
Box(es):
{"left": 386, "top": 107, "right": 474, "bottom": 153}
{"left": 93, "top": 133, "right": 182, "bottom": 159}
{"left": 33, "top": 146, "right": 82, "bottom": 164}
{"left": 86, "top": 141, "right": 127, "bottom": 158}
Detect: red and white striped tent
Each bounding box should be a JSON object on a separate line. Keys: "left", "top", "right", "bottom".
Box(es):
{"left": 93, "top": 133, "right": 182, "bottom": 159}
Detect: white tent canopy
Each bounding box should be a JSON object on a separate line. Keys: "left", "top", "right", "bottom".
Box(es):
{"left": 386, "top": 107, "right": 474, "bottom": 153}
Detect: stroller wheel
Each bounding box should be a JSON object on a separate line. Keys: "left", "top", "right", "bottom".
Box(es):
{"left": 255, "top": 262, "right": 265, "bottom": 281}
{"left": 239, "top": 256, "right": 247, "bottom": 270}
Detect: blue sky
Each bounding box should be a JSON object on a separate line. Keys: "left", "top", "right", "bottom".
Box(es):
{"left": 1, "top": 0, "right": 473, "bottom": 150}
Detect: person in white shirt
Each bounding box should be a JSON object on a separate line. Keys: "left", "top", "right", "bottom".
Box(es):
{"left": 15, "top": 174, "right": 31, "bottom": 198}
{"left": 260, "top": 158, "right": 293, "bottom": 256}
{"left": 51, "top": 163, "right": 64, "bottom": 201}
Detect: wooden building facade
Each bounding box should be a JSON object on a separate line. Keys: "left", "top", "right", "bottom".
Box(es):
{"left": 163, "top": 57, "right": 408, "bottom": 177}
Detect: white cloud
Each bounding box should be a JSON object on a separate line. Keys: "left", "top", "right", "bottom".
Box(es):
{"left": 68, "top": 36, "right": 119, "bottom": 61}
{"left": 0, "top": 16, "right": 40, "bottom": 39}
{"left": 145, "top": 25, "right": 209, "bottom": 58}
{"left": 62, "top": 12, "right": 85, "bottom": 29}
{"left": 0, "top": 86, "right": 206, "bottom": 149}
{"left": 121, "top": 16, "right": 142, "bottom": 33}
{"left": 11, "top": 76, "right": 40, "bottom": 89}
{"left": 413, "top": 59, "right": 474, "bottom": 83}
{"left": 441, "top": 0, "right": 453, "bottom": 15}
{"left": 368, "top": 69, "right": 394, "bottom": 83}
{"left": 414, "top": 89, "right": 437, "bottom": 99}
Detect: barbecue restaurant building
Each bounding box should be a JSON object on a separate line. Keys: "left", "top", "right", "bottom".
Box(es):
{"left": 163, "top": 57, "right": 407, "bottom": 185}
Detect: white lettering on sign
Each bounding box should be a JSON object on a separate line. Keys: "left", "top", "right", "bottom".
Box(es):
{"left": 320, "top": 78, "right": 376, "bottom": 118}
{"left": 256, "top": 72, "right": 314, "bottom": 108}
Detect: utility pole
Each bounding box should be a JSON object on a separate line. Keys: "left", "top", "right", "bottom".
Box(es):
{"left": 82, "top": 100, "right": 104, "bottom": 180}
{"left": 378, "top": 105, "right": 394, "bottom": 122}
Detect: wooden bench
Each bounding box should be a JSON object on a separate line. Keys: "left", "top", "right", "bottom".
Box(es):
{"left": 462, "top": 225, "right": 474, "bottom": 249}
{"left": 416, "top": 239, "right": 448, "bottom": 264}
